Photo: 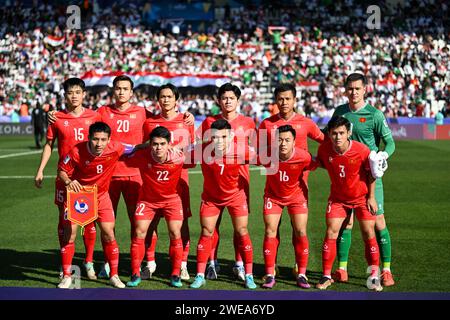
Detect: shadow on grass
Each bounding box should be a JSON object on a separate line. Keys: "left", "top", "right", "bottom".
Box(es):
{"left": 0, "top": 248, "right": 367, "bottom": 290}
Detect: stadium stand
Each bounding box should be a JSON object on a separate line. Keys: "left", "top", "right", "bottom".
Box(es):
{"left": 0, "top": 0, "right": 448, "bottom": 123}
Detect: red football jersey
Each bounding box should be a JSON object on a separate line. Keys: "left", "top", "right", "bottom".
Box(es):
{"left": 197, "top": 114, "right": 256, "bottom": 192}
{"left": 47, "top": 108, "right": 101, "bottom": 160}
{"left": 59, "top": 140, "right": 125, "bottom": 195}
{"left": 126, "top": 148, "right": 185, "bottom": 203}
{"left": 196, "top": 143, "right": 250, "bottom": 206}
{"left": 264, "top": 148, "right": 312, "bottom": 204}
{"left": 142, "top": 112, "right": 195, "bottom": 196}
{"left": 97, "top": 105, "right": 147, "bottom": 177}
{"left": 143, "top": 113, "right": 194, "bottom": 147}
{"left": 317, "top": 140, "right": 371, "bottom": 203}
{"left": 258, "top": 113, "right": 324, "bottom": 152}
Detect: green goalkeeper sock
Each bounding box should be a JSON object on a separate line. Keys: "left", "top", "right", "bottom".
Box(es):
{"left": 336, "top": 229, "right": 352, "bottom": 270}
{"left": 376, "top": 227, "right": 392, "bottom": 270}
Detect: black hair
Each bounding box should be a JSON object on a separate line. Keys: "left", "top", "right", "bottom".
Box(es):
{"left": 277, "top": 124, "right": 296, "bottom": 139}
{"left": 327, "top": 116, "right": 352, "bottom": 132}
{"left": 63, "top": 78, "right": 85, "bottom": 92}
{"left": 211, "top": 118, "right": 232, "bottom": 130}
{"left": 89, "top": 122, "right": 111, "bottom": 137}
{"left": 113, "top": 75, "right": 134, "bottom": 90}
{"left": 344, "top": 73, "right": 367, "bottom": 87}
{"left": 274, "top": 83, "right": 296, "bottom": 99}
{"left": 149, "top": 126, "right": 171, "bottom": 143}
{"left": 156, "top": 83, "right": 180, "bottom": 100}
{"left": 217, "top": 83, "right": 241, "bottom": 100}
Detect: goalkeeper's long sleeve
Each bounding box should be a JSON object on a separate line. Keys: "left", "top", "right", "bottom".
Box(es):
{"left": 381, "top": 135, "right": 396, "bottom": 158}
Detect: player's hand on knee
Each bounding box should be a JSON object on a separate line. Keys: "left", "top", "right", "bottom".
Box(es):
{"left": 367, "top": 197, "right": 378, "bottom": 215}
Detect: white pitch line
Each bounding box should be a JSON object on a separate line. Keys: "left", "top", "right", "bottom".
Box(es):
{"left": 0, "top": 150, "right": 42, "bottom": 159}
{"left": 0, "top": 167, "right": 264, "bottom": 179}
{"left": 0, "top": 175, "right": 57, "bottom": 179}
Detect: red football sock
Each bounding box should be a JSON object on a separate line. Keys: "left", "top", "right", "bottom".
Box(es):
{"left": 145, "top": 233, "right": 158, "bottom": 262}
{"left": 103, "top": 239, "right": 119, "bottom": 277}
{"left": 61, "top": 242, "right": 75, "bottom": 277}
{"left": 275, "top": 230, "right": 281, "bottom": 263}
{"left": 263, "top": 236, "right": 278, "bottom": 275}
{"left": 364, "top": 237, "right": 380, "bottom": 276}
{"left": 294, "top": 235, "right": 309, "bottom": 275}
{"left": 234, "top": 232, "right": 243, "bottom": 263}
{"left": 322, "top": 237, "right": 337, "bottom": 277}
{"left": 57, "top": 218, "right": 64, "bottom": 248}
{"left": 82, "top": 222, "right": 96, "bottom": 263}
{"left": 238, "top": 234, "right": 253, "bottom": 274}
{"left": 210, "top": 228, "right": 219, "bottom": 261}
{"left": 182, "top": 238, "right": 190, "bottom": 263}
{"left": 170, "top": 238, "right": 183, "bottom": 276}
{"left": 196, "top": 235, "right": 212, "bottom": 274}
{"left": 130, "top": 237, "right": 145, "bottom": 276}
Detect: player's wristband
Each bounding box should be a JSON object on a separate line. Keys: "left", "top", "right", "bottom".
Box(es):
{"left": 64, "top": 180, "right": 71, "bottom": 186}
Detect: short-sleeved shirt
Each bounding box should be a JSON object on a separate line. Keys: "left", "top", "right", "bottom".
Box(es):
{"left": 196, "top": 143, "right": 250, "bottom": 206}
{"left": 332, "top": 103, "right": 393, "bottom": 152}
{"left": 142, "top": 112, "right": 195, "bottom": 197}
{"left": 197, "top": 114, "right": 256, "bottom": 191}
{"left": 97, "top": 105, "right": 148, "bottom": 177}
{"left": 264, "top": 148, "right": 312, "bottom": 204}
{"left": 317, "top": 140, "right": 371, "bottom": 203}
{"left": 47, "top": 108, "right": 101, "bottom": 161}
{"left": 258, "top": 113, "right": 324, "bottom": 153}
{"left": 126, "top": 148, "right": 185, "bottom": 203}
{"left": 143, "top": 113, "right": 194, "bottom": 147}
{"left": 59, "top": 140, "right": 125, "bottom": 196}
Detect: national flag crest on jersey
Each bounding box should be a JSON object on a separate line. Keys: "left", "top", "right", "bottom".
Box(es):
{"left": 66, "top": 185, "right": 98, "bottom": 226}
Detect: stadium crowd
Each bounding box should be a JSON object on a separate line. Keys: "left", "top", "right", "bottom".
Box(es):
{"left": 0, "top": 0, "right": 448, "bottom": 121}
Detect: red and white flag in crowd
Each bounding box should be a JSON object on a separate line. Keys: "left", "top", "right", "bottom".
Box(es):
{"left": 44, "top": 35, "right": 65, "bottom": 47}
{"left": 122, "top": 33, "right": 139, "bottom": 43}
{"left": 80, "top": 71, "right": 231, "bottom": 88}
{"left": 297, "top": 80, "right": 320, "bottom": 91}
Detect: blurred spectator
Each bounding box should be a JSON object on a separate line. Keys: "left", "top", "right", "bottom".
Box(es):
{"left": 30, "top": 103, "right": 47, "bottom": 148}
{"left": 0, "top": 0, "right": 448, "bottom": 122}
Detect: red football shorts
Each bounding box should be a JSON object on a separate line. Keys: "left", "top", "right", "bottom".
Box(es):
{"left": 109, "top": 175, "right": 143, "bottom": 212}
{"left": 54, "top": 178, "right": 67, "bottom": 206}
{"left": 200, "top": 192, "right": 249, "bottom": 218}
{"left": 96, "top": 193, "right": 116, "bottom": 223}
{"left": 263, "top": 197, "right": 308, "bottom": 215}
{"left": 134, "top": 198, "right": 184, "bottom": 221}
{"left": 326, "top": 197, "right": 376, "bottom": 221}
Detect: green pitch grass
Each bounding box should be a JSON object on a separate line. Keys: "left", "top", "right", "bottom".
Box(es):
{"left": 0, "top": 136, "right": 449, "bottom": 292}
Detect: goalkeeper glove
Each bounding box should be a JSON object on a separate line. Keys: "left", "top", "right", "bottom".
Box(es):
{"left": 369, "top": 150, "right": 384, "bottom": 179}
{"left": 377, "top": 151, "right": 389, "bottom": 172}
